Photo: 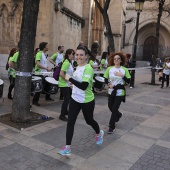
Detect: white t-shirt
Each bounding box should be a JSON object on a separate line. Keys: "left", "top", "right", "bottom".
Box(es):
{"left": 104, "top": 66, "right": 131, "bottom": 96}
{"left": 163, "top": 62, "right": 170, "bottom": 75}
{"left": 55, "top": 53, "right": 63, "bottom": 65}
{"left": 71, "top": 64, "right": 94, "bottom": 103}
{"left": 40, "top": 52, "right": 47, "bottom": 73}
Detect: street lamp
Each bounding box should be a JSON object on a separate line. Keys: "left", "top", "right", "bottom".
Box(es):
{"left": 130, "top": 0, "right": 145, "bottom": 88}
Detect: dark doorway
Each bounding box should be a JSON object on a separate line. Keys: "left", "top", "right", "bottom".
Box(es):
{"left": 143, "top": 36, "right": 156, "bottom": 61}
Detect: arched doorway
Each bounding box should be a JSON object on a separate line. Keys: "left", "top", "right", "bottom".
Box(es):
{"left": 91, "top": 0, "right": 104, "bottom": 54}
{"left": 143, "top": 36, "right": 156, "bottom": 61}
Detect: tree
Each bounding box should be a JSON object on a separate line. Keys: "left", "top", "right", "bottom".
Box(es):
{"left": 11, "top": 0, "right": 40, "bottom": 122}
{"left": 151, "top": 0, "right": 165, "bottom": 85}
{"left": 94, "top": 0, "right": 115, "bottom": 53}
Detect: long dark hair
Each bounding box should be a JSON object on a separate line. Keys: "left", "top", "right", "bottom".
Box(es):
{"left": 8, "top": 48, "right": 17, "bottom": 61}
{"left": 9, "top": 48, "right": 17, "bottom": 57}
{"left": 64, "top": 49, "right": 75, "bottom": 63}
{"left": 101, "top": 52, "right": 108, "bottom": 60}
{"left": 34, "top": 48, "right": 39, "bottom": 56}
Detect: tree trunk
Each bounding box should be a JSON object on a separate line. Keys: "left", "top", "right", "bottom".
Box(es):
{"left": 155, "top": 1, "right": 164, "bottom": 57}
{"left": 151, "top": 0, "right": 164, "bottom": 85}
{"left": 103, "top": 12, "right": 115, "bottom": 53}
{"left": 11, "top": 0, "right": 40, "bottom": 123}
{"left": 151, "top": 55, "right": 156, "bottom": 85}
{"left": 94, "top": 0, "right": 115, "bottom": 53}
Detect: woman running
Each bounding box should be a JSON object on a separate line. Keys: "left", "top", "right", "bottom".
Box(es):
{"left": 104, "top": 52, "right": 131, "bottom": 134}
{"left": 58, "top": 49, "right": 75, "bottom": 121}
{"left": 58, "top": 46, "right": 104, "bottom": 156}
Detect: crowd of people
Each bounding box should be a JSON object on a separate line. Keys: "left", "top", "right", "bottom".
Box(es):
{"left": 6, "top": 40, "right": 133, "bottom": 156}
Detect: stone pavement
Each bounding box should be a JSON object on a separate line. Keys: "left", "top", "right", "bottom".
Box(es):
{"left": 0, "top": 69, "right": 170, "bottom": 170}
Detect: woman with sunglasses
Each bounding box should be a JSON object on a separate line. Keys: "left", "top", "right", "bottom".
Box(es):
{"left": 58, "top": 49, "right": 75, "bottom": 121}
{"left": 58, "top": 46, "right": 104, "bottom": 156}
{"left": 104, "top": 52, "right": 131, "bottom": 134}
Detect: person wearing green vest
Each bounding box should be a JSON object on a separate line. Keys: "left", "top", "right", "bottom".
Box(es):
{"left": 58, "top": 46, "right": 104, "bottom": 156}
{"left": 9, "top": 50, "right": 19, "bottom": 94}
{"left": 104, "top": 52, "right": 131, "bottom": 134}
{"left": 32, "top": 42, "right": 53, "bottom": 106}
{"left": 49, "top": 45, "right": 64, "bottom": 67}
{"left": 100, "top": 51, "right": 108, "bottom": 72}
{"left": 49, "top": 45, "right": 64, "bottom": 100}
{"left": 58, "top": 49, "right": 75, "bottom": 121}
{"left": 7, "top": 48, "right": 17, "bottom": 99}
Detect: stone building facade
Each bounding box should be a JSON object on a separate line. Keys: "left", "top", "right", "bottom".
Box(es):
{"left": 0, "top": 0, "right": 170, "bottom": 79}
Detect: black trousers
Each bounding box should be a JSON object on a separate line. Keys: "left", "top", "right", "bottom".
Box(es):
{"left": 8, "top": 76, "right": 15, "bottom": 96}
{"left": 32, "top": 92, "right": 50, "bottom": 103}
{"left": 161, "top": 73, "right": 169, "bottom": 87}
{"left": 108, "top": 95, "right": 124, "bottom": 129}
{"left": 32, "top": 75, "right": 51, "bottom": 103}
{"left": 66, "top": 98, "right": 100, "bottom": 145}
{"left": 60, "top": 87, "right": 72, "bottom": 116}
{"left": 129, "top": 70, "right": 135, "bottom": 87}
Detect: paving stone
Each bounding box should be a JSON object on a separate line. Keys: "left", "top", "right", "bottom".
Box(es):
{"left": 120, "top": 101, "right": 161, "bottom": 116}
{"left": 160, "top": 130, "right": 170, "bottom": 142}
{"left": 118, "top": 132, "right": 155, "bottom": 149}
{"left": 100, "top": 140, "right": 146, "bottom": 164}
{"left": 131, "top": 125, "right": 165, "bottom": 139}
{"left": 134, "top": 95, "right": 170, "bottom": 106}
{"left": 129, "top": 144, "right": 170, "bottom": 170}
{"left": 0, "top": 143, "right": 73, "bottom": 170}
{"left": 33, "top": 123, "right": 120, "bottom": 159}
{"left": 76, "top": 152, "right": 133, "bottom": 170}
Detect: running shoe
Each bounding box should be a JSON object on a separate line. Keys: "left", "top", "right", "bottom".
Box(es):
{"left": 108, "top": 127, "right": 115, "bottom": 134}
{"left": 58, "top": 146, "right": 71, "bottom": 156}
{"left": 96, "top": 130, "right": 104, "bottom": 145}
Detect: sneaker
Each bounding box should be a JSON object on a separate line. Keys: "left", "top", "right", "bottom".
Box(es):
{"left": 108, "top": 127, "right": 115, "bottom": 134}
{"left": 58, "top": 146, "right": 71, "bottom": 156}
{"left": 96, "top": 130, "right": 104, "bottom": 145}
{"left": 129, "top": 86, "right": 133, "bottom": 89}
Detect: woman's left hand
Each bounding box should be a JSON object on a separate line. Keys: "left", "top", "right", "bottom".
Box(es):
{"left": 114, "top": 70, "right": 124, "bottom": 78}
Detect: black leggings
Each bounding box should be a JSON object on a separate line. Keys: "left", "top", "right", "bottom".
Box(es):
{"left": 8, "top": 76, "right": 15, "bottom": 96}
{"left": 161, "top": 73, "right": 169, "bottom": 87}
{"left": 60, "top": 87, "right": 72, "bottom": 116}
{"left": 66, "top": 98, "right": 100, "bottom": 145}
{"left": 108, "top": 95, "right": 124, "bottom": 129}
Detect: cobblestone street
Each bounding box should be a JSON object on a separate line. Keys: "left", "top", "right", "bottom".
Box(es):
{"left": 0, "top": 69, "right": 170, "bottom": 170}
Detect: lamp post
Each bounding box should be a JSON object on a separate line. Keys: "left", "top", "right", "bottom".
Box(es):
{"left": 130, "top": 0, "right": 145, "bottom": 88}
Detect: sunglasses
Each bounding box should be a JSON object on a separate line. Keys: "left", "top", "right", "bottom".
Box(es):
{"left": 114, "top": 58, "right": 121, "bottom": 61}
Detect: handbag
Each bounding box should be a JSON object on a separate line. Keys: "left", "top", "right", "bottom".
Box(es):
{"left": 53, "top": 62, "right": 62, "bottom": 80}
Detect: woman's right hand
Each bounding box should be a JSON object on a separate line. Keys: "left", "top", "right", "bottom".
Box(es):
{"left": 47, "top": 68, "right": 52, "bottom": 71}
{"left": 108, "top": 83, "right": 114, "bottom": 89}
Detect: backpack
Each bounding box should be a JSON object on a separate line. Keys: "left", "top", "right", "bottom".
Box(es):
{"left": 53, "top": 62, "right": 62, "bottom": 80}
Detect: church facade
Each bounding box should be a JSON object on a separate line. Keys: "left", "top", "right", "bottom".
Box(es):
{"left": 0, "top": 0, "right": 170, "bottom": 78}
